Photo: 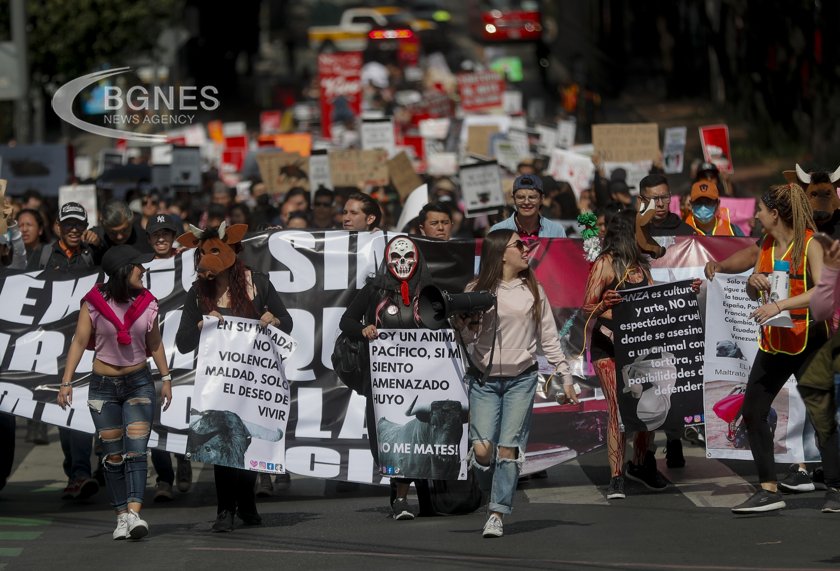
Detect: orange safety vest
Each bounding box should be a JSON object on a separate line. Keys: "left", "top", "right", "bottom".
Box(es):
{"left": 756, "top": 230, "right": 815, "bottom": 355}
{"left": 686, "top": 206, "right": 737, "bottom": 236}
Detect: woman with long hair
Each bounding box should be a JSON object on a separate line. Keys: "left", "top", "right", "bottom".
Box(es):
{"left": 175, "top": 223, "right": 292, "bottom": 532}
{"left": 582, "top": 209, "right": 667, "bottom": 500}
{"left": 58, "top": 245, "right": 173, "bottom": 540}
{"left": 16, "top": 208, "right": 50, "bottom": 261}
{"left": 459, "top": 228, "right": 575, "bottom": 538}
{"left": 732, "top": 183, "right": 831, "bottom": 513}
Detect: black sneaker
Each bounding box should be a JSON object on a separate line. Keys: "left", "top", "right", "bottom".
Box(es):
{"left": 822, "top": 488, "right": 840, "bottom": 513}
{"left": 626, "top": 460, "right": 668, "bottom": 491}
{"left": 211, "top": 510, "right": 235, "bottom": 532}
{"left": 778, "top": 465, "right": 815, "bottom": 493}
{"left": 731, "top": 489, "right": 786, "bottom": 513}
{"left": 665, "top": 439, "right": 685, "bottom": 468}
{"left": 606, "top": 476, "right": 625, "bottom": 499}
{"left": 391, "top": 497, "right": 415, "bottom": 520}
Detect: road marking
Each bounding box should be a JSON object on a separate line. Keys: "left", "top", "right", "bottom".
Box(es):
{"left": 659, "top": 445, "right": 753, "bottom": 508}
{"left": 0, "top": 518, "right": 50, "bottom": 527}
{"left": 0, "top": 549, "right": 23, "bottom": 557}
{"left": 0, "top": 532, "right": 41, "bottom": 541}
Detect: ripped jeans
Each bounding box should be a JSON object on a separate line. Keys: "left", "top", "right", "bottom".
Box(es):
{"left": 467, "top": 368, "right": 538, "bottom": 515}
{"left": 88, "top": 367, "right": 155, "bottom": 511}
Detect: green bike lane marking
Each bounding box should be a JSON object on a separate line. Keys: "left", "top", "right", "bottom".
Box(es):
{"left": 0, "top": 517, "right": 50, "bottom": 558}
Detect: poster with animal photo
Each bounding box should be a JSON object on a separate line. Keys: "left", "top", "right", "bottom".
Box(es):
{"left": 369, "top": 328, "right": 469, "bottom": 480}
{"left": 459, "top": 160, "right": 504, "bottom": 217}
{"left": 256, "top": 151, "right": 310, "bottom": 195}
{"left": 702, "top": 275, "right": 817, "bottom": 461}
{"left": 188, "top": 316, "right": 297, "bottom": 473}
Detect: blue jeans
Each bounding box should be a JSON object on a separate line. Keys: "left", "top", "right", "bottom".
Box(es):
{"left": 468, "top": 368, "right": 538, "bottom": 515}
{"left": 87, "top": 367, "right": 155, "bottom": 511}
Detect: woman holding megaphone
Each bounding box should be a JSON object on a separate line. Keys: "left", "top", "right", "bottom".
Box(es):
{"left": 457, "top": 229, "right": 576, "bottom": 538}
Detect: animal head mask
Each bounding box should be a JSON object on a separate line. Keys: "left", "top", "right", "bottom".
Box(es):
{"left": 177, "top": 222, "right": 249, "bottom": 280}
{"left": 783, "top": 164, "right": 840, "bottom": 222}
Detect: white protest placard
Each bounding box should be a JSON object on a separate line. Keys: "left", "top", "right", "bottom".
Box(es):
{"left": 546, "top": 148, "right": 595, "bottom": 199}
{"left": 536, "top": 124, "right": 558, "bottom": 156}
{"left": 557, "top": 119, "right": 576, "bottom": 149}
{"left": 188, "top": 316, "right": 297, "bottom": 473}
{"left": 74, "top": 156, "right": 92, "bottom": 181}
{"left": 427, "top": 152, "right": 458, "bottom": 176}
{"left": 370, "top": 328, "right": 469, "bottom": 480}
{"left": 702, "top": 276, "right": 816, "bottom": 462}
{"left": 308, "top": 150, "right": 332, "bottom": 193}
{"left": 503, "top": 91, "right": 523, "bottom": 115}
{"left": 151, "top": 144, "right": 174, "bottom": 165}
{"left": 169, "top": 146, "right": 202, "bottom": 188}
{"left": 418, "top": 118, "right": 451, "bottom": 140}
{"left": 663, "top": 127, "right": 687, "bottom": 174}
{"left": 459, "top": 160, "right": 504, "bottom": 217}
{"left": 507, "top": 128, "right": 530, "bottom": 161}
{"left": 222, "top": 121, "right": 247, "bottom": 137}
{"left": 361, "top": 118, "right": 396, "bottom": 158}
{"left": 58, "top": 185, "right": 98, "bottom": 227}
{"left": 493, "top": 137, "right": 521, "bottom": 173}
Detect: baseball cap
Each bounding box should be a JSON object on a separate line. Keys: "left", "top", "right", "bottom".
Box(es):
{"left": 59, "top": 202, "right": 88, "bottom": 224}
{"left": 101, "top": 245, "right": 155, "bottom": 277}
{"left": 512, "top": 174, "right": 544, "bottom": 194}
{"left": 690, "top": 180, "right": 720, "bottom": 202}
{"left": 146, "top": 214, "right": 179, "bottom": 235}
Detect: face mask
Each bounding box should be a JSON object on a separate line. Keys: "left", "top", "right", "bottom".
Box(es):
{"left": 692, "top": 204, "right": 716, "bottom": 223}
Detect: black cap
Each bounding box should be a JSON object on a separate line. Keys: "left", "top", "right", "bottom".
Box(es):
{"left": 101, "top": 245, "right": 154, "bottom": 277}
{"left": 512, "top": 174, "right": 544, "bottom": 194}
{"left": 609, "top": 168, "right": 628, "bottom": 182}
{"left": 698, "top": 161, "right": 719, "bottom": 174}
{"left": 146, "top": 214, "right": 179, "bottom": 235}
{"left": 59, "top": 202, "right": 88, "bottom": 224}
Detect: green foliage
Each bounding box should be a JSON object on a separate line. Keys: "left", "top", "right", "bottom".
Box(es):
{"left": 24, "top": 0, "right": 181, "bottom": 82}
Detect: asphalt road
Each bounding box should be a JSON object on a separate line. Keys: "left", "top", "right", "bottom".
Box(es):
{"left": 2, "top": 426, "right": 840, "bottom": 571}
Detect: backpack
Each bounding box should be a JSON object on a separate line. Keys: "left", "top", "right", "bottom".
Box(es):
{"left": 426, "top": 471, "right": 483, "bottom": 516}
{"left": 331, "top": 332, "right": 369, "bottom": 394}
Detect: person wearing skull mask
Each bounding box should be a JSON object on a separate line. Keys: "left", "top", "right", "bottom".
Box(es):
{"left": 339, "top": 235, "right": 433, "bottom": 520}
{"left": 175, "top": 222, "right": 293, "bottom": 532}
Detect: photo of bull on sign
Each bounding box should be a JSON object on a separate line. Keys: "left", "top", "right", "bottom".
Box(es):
{"left": 175, "top": 222, "right": 292, "bottom": 533}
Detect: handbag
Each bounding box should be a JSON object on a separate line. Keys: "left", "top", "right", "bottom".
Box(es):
{"left": 331, "top": 332, "right": 368, "bottom": 395}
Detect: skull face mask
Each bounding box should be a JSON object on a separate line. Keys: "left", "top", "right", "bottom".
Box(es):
{"left": 386, "top": 237, "right": 418, "bottom": 281}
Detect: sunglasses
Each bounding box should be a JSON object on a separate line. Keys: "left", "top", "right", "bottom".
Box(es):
{"left": 506, "top": 240, "right": 526, "bottom": 251}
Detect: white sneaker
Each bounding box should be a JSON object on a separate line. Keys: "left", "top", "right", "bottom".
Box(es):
{"left": 112, "top": 513, "right": 129, "bottom": 540}
{"left": 126, "top": 509, "right": 149, "bottom": 540}
{"left": 482, "top": 515, "right": 503, "bottom": 538}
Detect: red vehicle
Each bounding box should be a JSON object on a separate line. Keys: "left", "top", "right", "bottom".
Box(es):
{"left": 468, "top": 0, "right": 542, "bottom": 43}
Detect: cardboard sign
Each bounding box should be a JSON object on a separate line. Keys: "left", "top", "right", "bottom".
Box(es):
{"left": 466, "top": 125, "right": 499, "bottom": 159}
{"left": 457, "top": 70, "right": 505, "bottom": 112}
{"left": 663, "top": 127, "right": 687, "bottom": 174}
{"left": 387, "top": 152, "right": 423, "bottom": 201}
{"left": 308, "top": 150, "right": 332, "bottom": 193}
{"left": 699, "top": 124, "right": 733, "bottom": 174}
{"left": 257, "top": 152, "right": 309, "bottom": 195}
{"left": 460, "top": 160, "right": 504, "bottom": 217}
{"left": 58, "top": 185, "right": 98, "bottom": 227}
{"left": 592, "top": 123, "right": 660, "bottom": 163}
{"left": 361, "top": 118, "right": 396, "bottom": 158}
{"left": 328, "top": 149, "right": 388, "bottom": 188}
{"left": 169, "top": 146, "right": 202, "bottom": 188}
{"left": 546, "top": 148, "right": 595, "bottom": 199}
{"left": 318, "top": 52, "right": 363, "bottom": 139}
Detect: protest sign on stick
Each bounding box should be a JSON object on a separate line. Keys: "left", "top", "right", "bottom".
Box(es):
{"left": 387, "top": 152, "right": 423, "bottom": 202}
{"left": 699, "top": 124, "right": 734, "bottom": 174}
{"left": 329, "top": 149, "right": 388, "bottom": 188}
{"left": 188, "top": 316, "right": 297, "bottom": 473}
{"left": 370, "top": 328, "right": 469, "bottom": 480}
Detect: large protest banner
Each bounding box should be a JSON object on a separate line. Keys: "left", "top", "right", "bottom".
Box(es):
{"left": 0, "top": 234, "right": 757, "bottom": 481}
{"left": 188, "top": 316, "right": 297, "bottom": 473}
{"left": 369, "top": 328, "right": 469, "bottom": 480}
{"left": 702, "top": 275, "right": 818, "bottom": 462}
{"left": 612, "top": 280, "right": 705, "bottom": 432}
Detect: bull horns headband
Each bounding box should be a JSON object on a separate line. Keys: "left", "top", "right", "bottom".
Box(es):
{"left": 795, "top": 163, "right": 840, "bottom": 185}
{"left": 186, "top": 221, "right": 230, "bottom": 241}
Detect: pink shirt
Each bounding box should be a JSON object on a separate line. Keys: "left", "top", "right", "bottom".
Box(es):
{"left": 87, "top": 297, "right": 158, "bottom": 367}
{"left": 810, "top": 265, "right": 840, "bottom": 322}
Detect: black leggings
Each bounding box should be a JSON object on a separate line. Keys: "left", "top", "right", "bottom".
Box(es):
{"left": 214, "top": 465, "right": 258, "bottom": 516}
{"left": 744, "top": 331, "right": 827, "bottom": 483}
